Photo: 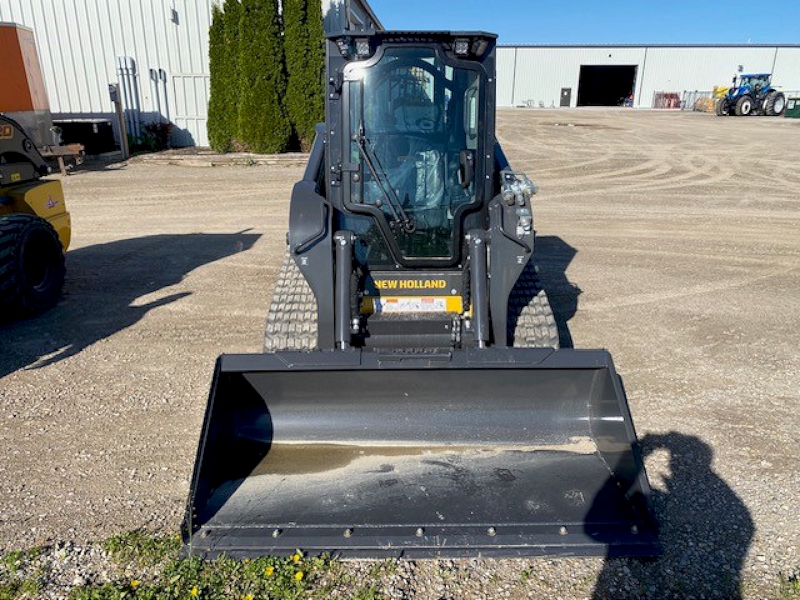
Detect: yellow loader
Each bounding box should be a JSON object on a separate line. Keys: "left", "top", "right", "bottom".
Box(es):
{"left": 0, "top": 114, "right": 70, "bottom": 316}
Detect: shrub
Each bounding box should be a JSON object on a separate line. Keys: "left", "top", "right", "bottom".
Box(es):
{"left": 237, "top": 0, "right": 292, "bottom": 153}
{"left": 208, "top": 0, "right": 242, "bottom": 152}
{"left": 283, "top": 0, "right": 325, "bottom": 151}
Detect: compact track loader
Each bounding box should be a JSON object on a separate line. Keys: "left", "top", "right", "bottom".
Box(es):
{"left": 184, "top": 30, "right": 656, "bottom": 558}
{"left": 0, "top": 114, "right": 69, "bottom": 316}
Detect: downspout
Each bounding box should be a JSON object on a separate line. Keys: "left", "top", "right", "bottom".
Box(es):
{"left": 150, "top": 69, "right": 162, "bottom": 121}
{"left": 117, "top": 57, "right": 134, "bottom": 136}
{"left": 511, "top": 47, "right": 518, "bottom": 106}
{"left": 126, "top": 57, "right": 142, "bottom": 136}
{"left": 637, "top": 46, "right": 648, "bottom": 108}
{"left": 770, "top": 46, "right": 778, "bottom": 77}
{"left": 159, "top": 69, "right": 170, "bottom": 122}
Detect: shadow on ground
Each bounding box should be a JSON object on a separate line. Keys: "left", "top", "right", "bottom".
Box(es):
{"left": 591, "top": 432, "right": 754, "bottom": 599}
{"left": 532, "top": 237, "right": 754, "bottom": 597}
{"left": 535, "top": 235, "right": 581, "bottom": 348}
{"left": 0, "top": 231, "right": 260, "bottom": 379}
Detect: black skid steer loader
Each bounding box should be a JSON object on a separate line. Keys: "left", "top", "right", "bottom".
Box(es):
{"left": 183, "top": 29, "right": 657, "bottom": 558}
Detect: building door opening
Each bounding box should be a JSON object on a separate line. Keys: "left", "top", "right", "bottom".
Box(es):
{"left": 560, "top": 88, "right": 572, "bottom": 107}
{"left": 577, "top": 65, "right": 637, "bottom": 106}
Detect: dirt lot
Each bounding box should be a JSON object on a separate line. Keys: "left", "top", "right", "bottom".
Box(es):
{"left": 1, "top": 109, "right": 798, "bottom": 598}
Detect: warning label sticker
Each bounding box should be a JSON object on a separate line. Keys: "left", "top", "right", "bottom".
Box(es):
{"left": 374, "top": 297, "right": 447, "bottom": 314}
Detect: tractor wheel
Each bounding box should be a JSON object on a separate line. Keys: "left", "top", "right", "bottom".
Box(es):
{"left": 0, "top": 214, "right": 66, "bottom": 316}
{"left": 765, "top": 92, "right": 786, "bottom": 117}
{"left": 715, "top": 98, "right": 730, "bottom": 116}
{"left": 263, "top": 245, "right": 318, "bottom": 351}
{"left": 735, "top": 95, "right": 753, "bottom": 116}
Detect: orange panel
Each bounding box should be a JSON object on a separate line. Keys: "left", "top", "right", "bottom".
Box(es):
{"left": 0, "top": 24, "right": 49, "bottom": 112}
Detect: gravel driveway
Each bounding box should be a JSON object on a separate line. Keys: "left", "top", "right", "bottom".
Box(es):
{"left": 1, "top": 108, "right": 798, "bottom": 598}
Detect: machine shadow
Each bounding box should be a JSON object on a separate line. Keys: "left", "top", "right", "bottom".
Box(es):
{"left": 590, "top": 432, "right": 754, "bottom": 599}
{"left": 0, "top": 231, "right": 260, "bottom": 379}
{"left": 533, "top": 235, "right": 581, "bottom": 348}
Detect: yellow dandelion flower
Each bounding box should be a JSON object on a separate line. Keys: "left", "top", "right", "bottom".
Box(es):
{"left": 295, "top": 571, "right": 304, "bottom": 581}
{"left": 130, "top": 579, "right": 140, "bottom": 589}
{"left": 190, "top": 586, "right": 199, "bottom": 597}
{"left": 292, "top": 553, "right": 302, "bottom": 563}
{"left": 243, "top": 595, "right": 254, "bottom": 600}
{"left": 264, "top": 566, "right": 275, "bottom": 576}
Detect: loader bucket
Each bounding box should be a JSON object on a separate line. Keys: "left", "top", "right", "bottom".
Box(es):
{"left": 182, "top": 348, "right": 657, "bottom": 558}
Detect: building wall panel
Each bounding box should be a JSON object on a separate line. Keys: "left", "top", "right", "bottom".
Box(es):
{"left": 0, "top": 0, "right": 213, "bottom": 146}
{"left": 639, "top": 46, "right": 777, "bottom": 104}
{"left": 509, "top": 47, "right": 646, "bottom": 108}
{"left": 497, "top": 45, "right": 800, "bottom": 109}
{"left": 495, "top": 47, "right": 517, "bottom": 106}
{"left": 772, "top": 48, "right": 800, "bottom": 97}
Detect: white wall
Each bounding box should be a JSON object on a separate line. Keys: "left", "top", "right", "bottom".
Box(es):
{"left": 504, "top": 46, "right": 646, "bottom": 108}
{"left": 0, "top": 0, "right": 213, "bottom": 146}
{"left": 497, "top": 45, "right": 800, "bottom": 108}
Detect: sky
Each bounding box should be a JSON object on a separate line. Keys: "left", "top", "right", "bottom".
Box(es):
{"left": 368, "top": 0, "right": 800, "bottom": 45}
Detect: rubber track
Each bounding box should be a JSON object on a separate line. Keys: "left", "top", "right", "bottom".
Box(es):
{"left": 263, "top": 248, "right": 318, "bottom": 351}
{"left": 507, "top": 261, "right": 560, "bottom": 349}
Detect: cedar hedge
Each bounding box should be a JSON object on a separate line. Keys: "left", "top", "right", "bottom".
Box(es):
{"left": 283, "top": 0, "right": 325, "bottom": 151}
{"left": 208, "top": 0, "right": 243, "bottom": 152}
{"left": 238, "top": 0, "right": 292, "bottom": 153}
{"left": 207, "top": 0, "right": 324, "bottom": 153}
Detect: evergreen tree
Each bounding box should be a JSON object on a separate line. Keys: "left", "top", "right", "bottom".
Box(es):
{"left": 283, "top": 0, "right": 325, "bottom": 151}
{"left": 237, "top": 0, "right": 292, "bottom": 153}
{"left": 207, "top": 0, "right": 242, "bottom": 152}
{"left": 207, "top": 4, "right": 227, "bottom": 151}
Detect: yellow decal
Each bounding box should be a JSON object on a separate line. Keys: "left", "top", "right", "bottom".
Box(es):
{"left": 0, "top": 125, "right": 13, "bottom": 139}
{"left": 10, "top": 173, "right": 21, "bottom": 182}
{"left": 362, "top": 295, "right": 464, "bottom": 315}
{"left": 373, "top": 279, "right": 447, "bottom": 291}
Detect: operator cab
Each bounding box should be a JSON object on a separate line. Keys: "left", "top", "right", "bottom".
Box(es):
{"left": 329, "top": 32, "right": 497, "bottom": 268}
{"left": 734, "top": 73, "right": 772, "bottom": 90}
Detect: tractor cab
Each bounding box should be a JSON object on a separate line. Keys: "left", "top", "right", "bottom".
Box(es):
{"left": 728, "top": 73, "right": 772, "bottom": 99}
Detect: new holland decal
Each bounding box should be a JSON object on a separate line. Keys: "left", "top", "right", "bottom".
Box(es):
{"left": 373, "top": 279, "right": 448, "bottom": 291}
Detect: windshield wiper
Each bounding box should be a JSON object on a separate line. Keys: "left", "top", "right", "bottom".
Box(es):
{"left": 354, "top": 124, "right": 415, "bottom": 233}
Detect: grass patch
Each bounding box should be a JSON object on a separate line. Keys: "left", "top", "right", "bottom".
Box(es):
{"left": 0, "top": 580, "right": 42, "bottom": 600}
{"left": 0, "top": 548, "right": 43, "bottom": 574}
{"left": 348, "top": 585, "right": 381, "bottom": 600}
{"left": 66, "top": 543, "right": 335, "bottom": 600}
{"left": 366, "top": 560, "right": 396, "bottom": 580}
{"left": 780, "top": 570, "right": 800, "bottom": 600}
{"left": 0, "top": 547, "right": 46, "bottom": 600}
{"left": 102, "top": 531, "right": 181, "bottom": 568}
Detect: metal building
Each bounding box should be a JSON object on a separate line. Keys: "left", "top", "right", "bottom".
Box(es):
{"left": 498, "top": 45, "right": 800, "bottom": 108}
{"left": 0, "top": 0, "right": 214, "bottom": 147}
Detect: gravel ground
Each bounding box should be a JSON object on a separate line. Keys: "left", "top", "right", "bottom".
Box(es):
{"left": 1, "top": 108, "right": 798, "bottom": 598}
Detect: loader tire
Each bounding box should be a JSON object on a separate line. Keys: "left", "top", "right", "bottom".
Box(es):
{"left": 735, "top": 95, "right": 753, "bottom": 116}
{"left": 715, "top": 98, "right": 730, "bottom": 116}
{"left": 508, "top": 261, "right": 560, "bottom": 349}
{"left": 764, "top": 92, "right": 786, "bottom": 117}
{"left": 0, "top": 214, "right": 65, "bottom": 316}
{"left": 263, "top": 246, "right": 318, "bottom": 351}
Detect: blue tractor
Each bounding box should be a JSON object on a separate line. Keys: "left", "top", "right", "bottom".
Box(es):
{"left": 716, "top": 73, "right": 786, "bottom": 116}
